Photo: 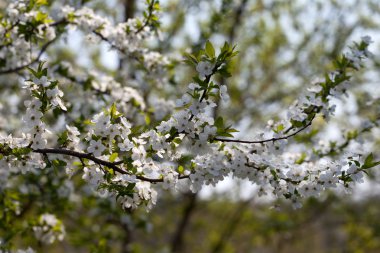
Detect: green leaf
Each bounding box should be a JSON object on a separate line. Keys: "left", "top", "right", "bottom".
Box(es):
{"left": 205, "top": 40, "right": 215, "bottom": 58}
{"left": 216, "top": 132, "right": 234, "bottom": 138}
{"left": 145, "top": 114, "right": 151, "bottom": 125}
{"left": 36, "top": 0, "right": 48, "bottom": 5}
{"left": 184, "top": 53, "right": 198, "bottom": 66}
{"left": 109, "top": 103, "right": 122, "bottom": 120}
{"left": 226, "top": 128, "right": 239, "bottom": 133}
{"left": 274, "top": 124, "right": 285, "bottom": 133}
{"left": 36, "top": 11, "right": 48, "bottom": 22}
{"left": 221, "top": 41, "right": 230, "bottom": 53}
{"left": 26, "top": 67, "right": 38, "bottom": 78}
{"left": 173, "top": 138, "right": 182, "bottom": 144}
{"left": 57, "top": 131, "right": 69, "bottom": 146}
{"left": 346, "top": 130, "right": 358, "bottom": 139}
{"left": 177, "top": 165, "right": 184, "bottom": 174}
{"left": 109, "top": 153, "right": 119, "bottom": 163}
{"left": 218, "top": 65, "right": 232, "bottom": 78}
{"left": 364, "top": 153, "right": 374, "bottom": 166}
{"left": 361, "top": 153, "right": 380, "bottom": 170}
{"left": 52, "top": 159, "right": 67, "bottom": 167}
{"left": 38, "top": 61, "right": 46, "bottom": 72}
{"left": 215, "top": 117, "right": 224, "bottom": 129}
{"left": 295, "top": 153, "right": 307, "bottom": 164}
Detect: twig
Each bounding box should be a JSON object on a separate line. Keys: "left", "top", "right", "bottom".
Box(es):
{"left": 135, "top": 0, "right": 155, "bottom": 34}
{"left": 33, "top": 148, "right": 188, "bottom": 183}
{"left": 214, "top": 114, "right": 315, "bottom": 144}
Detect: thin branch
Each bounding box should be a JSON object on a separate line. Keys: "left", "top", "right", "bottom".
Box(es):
{"left": 92, "top": 30, "right": 145, "bottom": 67}
{"left": 92, "top": 31, "right": 122, "bottom": 52}
{"left": 135, "top": 0, "right": 155, "bottom": 34}
{"left": 33, "top": 148, "right": 188, "bottom": 183}
{"left": 189, "top": 63, "right": 222, "bottom": 121}
{"left": 214, "top": 114, "right": 315, "bottom": 144}
{"left": 35, "top": 148, "right": 125, "bottom": 170}
{"left": 167, "top": 64, "right": 222, "bottom": 142}
{"left": 316, "top": 123, "right": 376, "bottom": 158}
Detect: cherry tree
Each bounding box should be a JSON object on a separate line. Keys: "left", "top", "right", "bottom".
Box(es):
{"left": 0, "top": 0, "right": 379, "bottom": 252}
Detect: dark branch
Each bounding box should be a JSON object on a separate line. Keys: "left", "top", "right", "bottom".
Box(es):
{"left": 33, "top": 148, "right": 188, "bottom": 183}
{"left": 214, "top": 114, "right": 316, "bottom": 144}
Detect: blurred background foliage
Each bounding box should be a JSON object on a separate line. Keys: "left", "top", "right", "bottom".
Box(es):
{"left": 1, "top": 0, "right": 380, "bottom": 252}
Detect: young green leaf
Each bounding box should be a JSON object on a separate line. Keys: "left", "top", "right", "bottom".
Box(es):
{"left": 205, "top": 40, "right": 215, "bottom": 58}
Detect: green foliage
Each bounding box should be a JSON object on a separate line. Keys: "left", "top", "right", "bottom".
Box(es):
{"left": 205, "top": 40, "right": 215, "bottom": 59}
{"left": 27, "top": 61, "right": 48, "bottom": 79}
{"left": 362, "top": 153, "right": 380, "bottom": 170}
{"left": 214, "top": 117, "right": 239, "bottom": 138}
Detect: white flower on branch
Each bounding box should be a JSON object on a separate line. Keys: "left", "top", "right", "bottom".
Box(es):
{"left": 196, "top": 61, "right": 214, "bottom": 78}
{"left": 87, "top": 139, "right": 106, "bottom": 157}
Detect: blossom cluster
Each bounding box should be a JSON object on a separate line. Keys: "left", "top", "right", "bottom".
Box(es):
{"left": 22, "top": 68, "right": 66, "bottom": 149}
{"left": 60, "top": 3, "right": 169, "bottom": 72}
{"left": 83, "top": 38, "right": 374, "bottom": 210}
{"left": 0, "top": 1, "right": 56, "bottom": 71}
{"left": 0, "top": 0, "right": 167, "bottom": 76}
{"left": 32, "top": 213, "right": 66, "bottom": 244}
{"left": 0, "top": 36, "right": 375, "bottom": 213}
{"left": 62, "top": 6, "right": 151, "bottom": 53}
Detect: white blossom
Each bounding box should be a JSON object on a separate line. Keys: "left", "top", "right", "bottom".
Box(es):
{"left": 87, "top": 139, "right": 106, "bottom": 157}
{"left": 33, "top": 214, "right": 65, "bottom": 244}
{"left": 196, "top": 61, "right": 214, "bottom": 78}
